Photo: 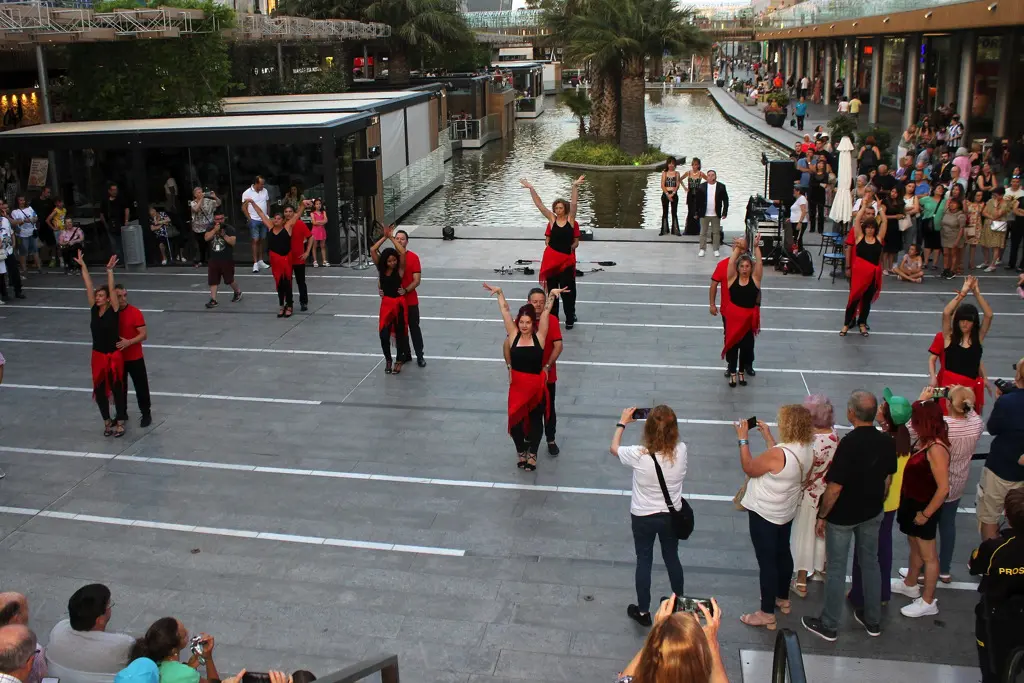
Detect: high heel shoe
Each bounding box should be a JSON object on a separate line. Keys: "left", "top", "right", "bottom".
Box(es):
{"left": 384, "top": 361, "right": 393, "bottom": 374}
{"left": 517, "top": 452, "right": 527, "bottom": 469}
{"left": 738, "top": 372, "right": 747, "bottom": 386}
{"left": 728, "top": 373, "right": 737, "bottom": 388}
{"left": 523, "top": 454, "right": 538, "bottom": 471}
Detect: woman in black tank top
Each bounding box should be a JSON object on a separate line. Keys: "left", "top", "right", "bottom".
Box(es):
{"left": 934, "top": 276, "right": 994, "bottom": 410}
{"left": 684, "top": 158, "right": 706, "bottom": 235}
{"left": 371, "top": 227, "right": 411, "bottom": 374}
{"left": 483, "top": 282, "right": 565, "bottom": 470}
{"left": 523, "top": 175, "right": 585, "bottom": 327}
{"left": 723, "top": 238, "right": 763, "bottom": 387}
{"left": 842, "top": 205, "right": 888, "bottom": 336}
{"left": 660, "top": 156, "right": 682, "bottom": 236}
{"left": 74, "top": 251, "right": 129, "bottom": 437}
{"left": 247, "top": 199, "right": 295, "bottom": 318}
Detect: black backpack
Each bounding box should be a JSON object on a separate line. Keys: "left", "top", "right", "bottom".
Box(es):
{"left": 794, "top": 249, "right": 814, "bottom": 276}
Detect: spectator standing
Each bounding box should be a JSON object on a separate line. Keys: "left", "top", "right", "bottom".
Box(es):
{"left": 30, "top": 187, "right": 55, "bottom": 268}
{"left": 148, "top": 207, "right": 177, "bottom": 266}
{"left": 57, "top": 218, "right": 84, "bottom": 276}
{"left": 611, "top": 405, "right": 688, "bottom": 627}
{"left": 789, "top": 185, "right": 808, "bottom": 250}
{"left": 794, "top": 96, "right": 807, "bottom": 131}
{"left": 0, "top": 201, "right": 25, "bottom": 301}
{"left": 241, "top": 177, "right": 270, "bottom": 273}
{"left": 0, "top": 625, "right": 38, "bottom": 683}
{"left": 947, "top": 115, "right": 964, "bottom": 149}
{"left": 849, "top": 95, "right": 862, "bottom": 121}
{"left": 46, "top": 584, "right": 134, "bottom": 677}
{"left": 977, "top": 359, "right": 1024, "bottom": 541}
{"left": 204, "top": 210, "right": 242, "bottom": 309}
{"left": 0, "top": 594, "right": 45, "bottom": 683}
{"left": 99, "top": 184, "right": 129, "bottom": 264}
{"left": 802, "top": 391, "right": 896, "bottom": 641}
{"left": 114, "top": 285, "right": 152, "bottom": 428}
{"left": 11, "top": 196, "right": 41, "bottom": 275}
{"left": 189, "top": 188, "right": 220, "bottom": 268}
{"left": 696, "top": 170, "right": 728, "bottom": 258}
{"left": 1003, "top": 174, "right": 1024, "bottom": 271}
{"left": 980, "top": 186, "right": 1013, "bottom": 272}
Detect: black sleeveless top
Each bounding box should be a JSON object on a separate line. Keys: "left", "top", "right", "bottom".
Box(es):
{"left": 664, "top": 172, "right": 679, "bottom": 189}
{"left": 856, "top": 238, "right": 882, "bottom": 265}
{"left": 548, "top": 219, "right": 575, "bottom": 255}
{"left": 687, "top": 173, "right": 702, "bottom": 193}
{"left": 268, "top": 227, "right": 291, "bottom": 256}
{"left": 944, "top": 341, "right": 983, "bottom": 379}
{"left": 729, "top": 277, "right": 759, "bottom": 309}
{"left": 379, "top": 269, "right": 402, "bottom": 297}
{"left": 91, "top": 305, "right": 120, "bottom": 353}
{"left": 510, "top": 332, "right": 543, "bottom": 374}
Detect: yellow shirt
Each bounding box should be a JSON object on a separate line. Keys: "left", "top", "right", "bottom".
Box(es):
{"left": 883, "top": 453, "right": 910, "bottom": 512}
{"left": 850, "top": 98, "right": 862, "bottom": 113}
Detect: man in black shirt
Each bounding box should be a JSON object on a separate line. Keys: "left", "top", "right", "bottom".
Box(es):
{"left": 873, "top": 165, "right": 897, "bottom": 196}
{"left": 971, "top": 488, "right": 1024, "bottom": 682}
{"left": 30, "top": 187, "right": 56, "bottom": 268}
{"left": 204, "top": 210, "right": 242, "bottom": 309}
{"left": 803, "top": 390, "right": 897, "bottom": 642}
{"left": 99, "top": 183, "right": 128, "bottom": 263}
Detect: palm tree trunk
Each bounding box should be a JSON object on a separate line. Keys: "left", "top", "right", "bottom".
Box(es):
{"left": 591, "top": 68, "right": 620, "bottom": 141}
{"left": 578, "top": 116, "right": 586, "bottom": 139}
{"left": 651, "top": 55, "right": 663, "bottom": 80}
{"left": 619, "top": 57, "right": 647, "bottom": 157}
{"left": 588, "top": 69, "right": 607, "bottom": 139}
{"left": 388, "top": 47, "right": 411, "bottom": 87}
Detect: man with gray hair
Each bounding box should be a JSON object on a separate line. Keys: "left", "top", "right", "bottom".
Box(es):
{"left": 803, "top": 390, "right": 898, "bottom": 642}
{"left": 0, "top": 624, "right": 38, "bottom": 683}
{"left": 0, "top": 594, "right": 45, "bottom": 683}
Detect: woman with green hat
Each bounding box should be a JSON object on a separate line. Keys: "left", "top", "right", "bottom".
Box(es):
{"left": 848, "top": 388, "right": 912, "bottom": 609}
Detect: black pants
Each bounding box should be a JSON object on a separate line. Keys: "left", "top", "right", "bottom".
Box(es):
{"left": 96, "top": 378, "right": 128, "bottom": 423}
{"left": 725, "top": 329, "right": 755, "bottom": 374}
{"left": 193, "top": 231, "right": 208, "bottom": 265}
{"left": 808, "top": 198, "right": 825, "bottom": 233}
{"left": 632, "top": 512, "right": 686, "bottom": 613}
{"left": 685, "top": 192, "right": 701, "bottom": 235}
{"left": 1, "top": 255, "right": 23, "bottom": 299}
{"left": 791, "top": 222, "right": 807, "bottom": 250}
{"left": 61, "top": 245, "right": 80, "bottom": 273}
{"left": 275, "top": 270, "right": 293, "bottom": 308}
{"left": 380, "top": 321, "right": 410, "bottom": 364}
{"left": 511, "top": 401, "right": 545, "bottom": 454}
{"left": 543, "top": 382, "right": 557, "bottom": 442}
{"left": 122, "top": 358, "right": 152, "bottom": 417}
{"left": 1007, "top": 220, "right": 1024, "bottom": 269}
{"left": 546, "top": 268, "right": 576, "bottom": 322}
{"left": 976, "top": 600, "right": 1024, "bottom": 683}
{"left": 293, "top": 264, "right": 308, "bottom": 307}
{"left": 748, "top": 509, "right": 794, "bottom": 614}
{"left": 796, "top": 115, "right": 805, "bottom": 130}
{"left": 845, "top": 280, "right": 877, "bottom": 327}
{"left": 660, "top": 192, "right": 680, "bottom": 235}
{"left": 406, "top": 304, "right": 424, "bottom": 360}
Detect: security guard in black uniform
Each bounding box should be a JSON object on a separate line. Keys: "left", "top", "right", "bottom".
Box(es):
{"left": 970, "top": 488, "right": 1024, "bottom": 683}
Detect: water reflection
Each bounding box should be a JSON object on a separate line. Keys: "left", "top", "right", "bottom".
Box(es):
{"left": 407, "top": 90, "right": 784, "bottom": 231}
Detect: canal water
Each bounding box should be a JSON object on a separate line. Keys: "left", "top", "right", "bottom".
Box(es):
{"left": 406, "top": 90, "right": 785, "bottom": 232}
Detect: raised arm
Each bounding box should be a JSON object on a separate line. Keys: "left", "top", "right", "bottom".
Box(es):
{"left": 245, "top": 199, "right": 274, "bottom": 229}
{"left": 726, "top": 243, "right": 741, "bottom": 283}
{"left": 520, "top": 179, "right": 554, "bottom": 221}
{"left": 752, "top": 234, "right": 764, "bottom": 283}
{"left": 536, "top": 289, "right": 562, "bottom": 345}
{"left": 482, "top": 283, "right": 516, "bottom": 336}
{"left": 105, "top": 255, "right": 120, "bottom": 312}
{"left": 971, "top": 277, "right": 994, "bottom": 341}
{"left": 369, "top": 229, "right": 390, "bottom": 265}
{"left": 568, "top": 175, "right": 584, "bottom": 223}
{"left": 877, "top": 210, "right": 889, "bottom": 243}
{"left": 942, "top": 278, "right": 971, "bottom": 342}
{"left": 75, "top": 250, "right": 95, "bottom": 306}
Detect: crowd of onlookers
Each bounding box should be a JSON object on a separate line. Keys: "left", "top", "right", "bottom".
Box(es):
{"left": 0, "top": 586, "right": 315, "bottom": 683}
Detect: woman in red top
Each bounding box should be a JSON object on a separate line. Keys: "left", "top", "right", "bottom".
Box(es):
{"left": 931, "top": 275, "right": 993, "bottom": 412}
{"left": 841, "top": 205, "right": 887, "bottom": 337}
{"left": 246, "top": 200, "right": 295, "bottom": 318}
{"left": 722, "top": 235, "right": 762, "bottom": 388}
{"left": 73, "top": 251, "right": 127, "bottom": 437}
{"left": 521, "top": 175, "right": 584, "bottom": 328}
{"left": 371, "top": 226, "right": 410, "bottom": 375}
{"left": 893, "top": 397, "right": 951, "bottom": 618}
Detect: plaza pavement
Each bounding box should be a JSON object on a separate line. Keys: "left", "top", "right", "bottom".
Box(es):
{"left": 1, "top": 236, "right": 1021, "bottom": 682}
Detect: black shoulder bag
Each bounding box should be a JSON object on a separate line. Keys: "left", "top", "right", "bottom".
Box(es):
{"left": 648, "top": 452, "right": 694, "bottom": 540}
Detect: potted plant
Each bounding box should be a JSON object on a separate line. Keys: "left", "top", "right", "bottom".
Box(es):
{"left": 764, "top": 92, "right": 788, "bottom": 127}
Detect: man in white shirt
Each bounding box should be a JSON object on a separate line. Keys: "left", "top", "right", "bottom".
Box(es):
{"left": 1005, "top": 175, "right": 1024, "bottom": 271}
{"left": 0, "top": 200, "right": 24, "bottom": 302}
{"left": 46, "top": 584, "right": 133, "bottom": 677}
{"left": 241, "top": 176, "right": 270, "bottom": 273}
{"left": 10, "top": 196, "right": 40, "bottom": 275}
{"left": 790, "top": 185, "right": 809, "bottom": 250}
{"left": 697, "top": 170, "right": 728, "bottom": 258}
{"left": 799, "top": 75, "right": 810, "bottom": 99}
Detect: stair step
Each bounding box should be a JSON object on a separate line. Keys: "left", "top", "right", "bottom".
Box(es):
{"left": 740, "top": 649, "right": 979, "bottom": 683}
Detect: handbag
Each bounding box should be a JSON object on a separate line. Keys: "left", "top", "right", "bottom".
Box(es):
{"left": 732, "top": 446, "right": 805, "bottom": 512}
{"left": 648, "top": 452, "right": 694, "bottom": 540}
{"left": 990, "top": 220, "right": 1008, "bottom": 233}
{"left": 921, "top": 216, "right": 935, "bottom": 233}
{"left": 898, "top": 216, "right": 912, "bottom": 232}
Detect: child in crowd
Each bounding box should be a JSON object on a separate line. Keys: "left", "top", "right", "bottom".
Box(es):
{"left": 893, "top": 243, "right": 924, "bottom": 283}
{"left": 57, "top": 218, "right": 84, "bottom": 274}
{"left": 148, "top": 205, "right": 180, "bottom": 265}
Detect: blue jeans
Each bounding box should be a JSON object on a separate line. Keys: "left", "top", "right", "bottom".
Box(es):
{"left": 631, "top": 512, "right": 685, "bottom": 612}
{"left": 938, "top": 498, "right": 959, "bottom": 575}
{"left": 747, "top": 510, "right": 794, "bottom": 614}
{"left": 108, "top": 229, "right": 124, "bottom": 263}
{"left": 849, "top": 509, "right": 895, "bottom": 607}
{"left": 822, "top": 512, "right": 883, "bottom": 630}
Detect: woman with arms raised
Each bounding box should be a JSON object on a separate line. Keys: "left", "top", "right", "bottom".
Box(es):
{"left": 246, "top": 200, "right": 295, "bottom": 317}
{"left": 75, "top": 252, "right": 126, "bottom": 437}
{"left": 617, "top": 596, "right": 728, "bottom": 683}
{"left": 841, "top": 205, "right": 887, "bottom": 337}
{"left": 521, "top": 175, "right": 584, "bottom": 328}
{"left": 932, "top": 275, "right": 993, "bottom": 413}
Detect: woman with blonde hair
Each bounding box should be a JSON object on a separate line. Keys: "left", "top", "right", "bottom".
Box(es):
{"left": 734, "top": 404, "right": 815, "bottom": 628}
{"left": 612, "top": 405, "right": 689, "bottom": 627}
{"left": 790, "top": 395, "right": 839, "bottom": 597}
{"left": 617, "top": 596, "right": 728, "bottom": 683}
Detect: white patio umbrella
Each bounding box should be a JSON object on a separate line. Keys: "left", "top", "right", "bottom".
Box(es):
{"left": 828, "top": 135, "right": 855, "bottom": 227}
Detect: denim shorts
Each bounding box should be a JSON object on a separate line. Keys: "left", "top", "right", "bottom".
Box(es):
{"left": 248, "top": 218, "right": 267, "bottom": 240}
{"left": 17, "top": 235, "right": 38, "bottom": 256}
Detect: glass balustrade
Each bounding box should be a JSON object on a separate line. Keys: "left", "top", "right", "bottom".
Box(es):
{"left": 755, "top": 0, "right": 976, "bottom": 29}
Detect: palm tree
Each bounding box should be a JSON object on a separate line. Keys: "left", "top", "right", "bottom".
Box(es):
{"left": 560, "top": 89, "right": 591, "bottom": 138}
{"left": 363, "top": 0, "right": 473, "bottom": 86}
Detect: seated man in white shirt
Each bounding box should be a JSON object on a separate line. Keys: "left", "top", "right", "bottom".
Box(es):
{"left": 46, "top": 584, "right": 134, "bottom": 680}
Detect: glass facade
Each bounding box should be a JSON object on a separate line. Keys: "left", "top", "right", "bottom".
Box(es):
{"left": 971, "top": 35, "right": 1004, "bottom": 136}
{"left": 382, "top": 145, "right": 445, "bottom": 224}
{"left": 879, "top": 38, "right": 906, "bottom": 111}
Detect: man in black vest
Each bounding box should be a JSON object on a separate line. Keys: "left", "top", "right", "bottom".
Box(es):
{"left": 695, "top": 170, "right": 729, "bottom": 258}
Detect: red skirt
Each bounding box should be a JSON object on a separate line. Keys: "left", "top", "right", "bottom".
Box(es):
{"left": 508, "top": 369, "right": 549, "bottom": 434}
{"left": 938, "top": 369, "right": 985, "bottom": 414}
{"left": 847, "top": 254, "right": 882, "bottom": 314}
{"left": 539, "top": 246, "right": 575, "bottom": 284}
{"left": 379, "top": 295, "right": 407, "bottom": 336}
{"left": 269, "top": 251, "right": 293, "bottom": 288}
{"left": 721, "top": 304, "right": 760, "bottom": 358}
{"left": 91, "top": 349, "right": 124, "bottom": 399}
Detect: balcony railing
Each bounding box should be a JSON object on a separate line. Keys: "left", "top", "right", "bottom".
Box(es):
{"left": 516, "top": 96, "right": 538, "bottom": 112}
{"left": 755, "top": 0, "right": 976, "bottom": 29}
{"left": 448, "top": 113, "right": 499, "bottom": 141}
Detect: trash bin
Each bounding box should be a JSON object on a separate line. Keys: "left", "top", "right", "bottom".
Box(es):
{"left": 120, "top": 221, "right": 147, "bottom": 272}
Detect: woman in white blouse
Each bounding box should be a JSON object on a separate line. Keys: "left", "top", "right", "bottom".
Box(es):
{"left": 790, "top": 395, "right": 839, "bottom": 597}
{"left": 612, "top": 405, "right": 688, "bottom": 627}
{"left": 734, "top": 404, "right": 815, "bottom": 629}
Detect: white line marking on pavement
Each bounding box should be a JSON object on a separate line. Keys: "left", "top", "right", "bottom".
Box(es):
{"left": 342, "top": 358, "right": 384, "bottom": 403}
{"left": 0, "top": 338, "right": 934, "bottom": 378}
{"left": 2, "top": 304, "right": 165, "bottom": 313}
{"left": 0, "top": 446, "right": 978, "bottom": 515}
{"left": 0, "top": 383, "right": 321, "bottom": 405}
{"left": 0, "top": 504, "right": 464, "bottom": 556}
{"left": 22, "top": 287, "right": 1024, "bottom": 315}
{"left": 800, "top": 372, "right": 811, "bottom": 396}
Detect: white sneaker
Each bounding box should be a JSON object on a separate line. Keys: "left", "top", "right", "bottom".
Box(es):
{"left": 900, "top": 596, "right": 938, "bottom": 618}
{"left": 714, "top": 249, "right": 720, "bottom": 257}
{"left": 890, "top": 578, "right": 921, "bottom": 599}
{"left": 259, "top": 260, "right": 270, "bottom": 270}
{"left": 161, "top": 259, "right": 168, "bottom": 266}
{"left": 984, "top": 265, "right": 996, "bottom": 272}
{"left": 698, "top": 249, "right": 706, "bottom": 257}
{"left": 252, "top": 263, "right": 260, "bottom": 273}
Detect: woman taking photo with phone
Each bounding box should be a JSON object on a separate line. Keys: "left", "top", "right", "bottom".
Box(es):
{"left": 734, "top": 405, "right": 814, "bottom": 629}
{"left": 610, "top": 405, "right": 689, "bottom": 627}
{"left": 617, "top": 596, "right": 728, "bottom": 683}
{"left": 483, "top": 282, "right": 562, "bottom": 470}
{"left": 722, "top": 236, "right": 762, "bottom": 388}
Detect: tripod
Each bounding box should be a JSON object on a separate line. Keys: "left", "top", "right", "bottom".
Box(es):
{"left": 339, "top": 197, "right": 373, "bottom": 270}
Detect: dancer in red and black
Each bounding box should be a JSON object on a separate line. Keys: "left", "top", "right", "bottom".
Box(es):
{"left": 841, "top": 206, "right": 887, "bottom": 337}
{"left": 246, "top": 199, "right": 294, "bottom": 318}
{"left": 930, "top": 275, "right": 994, "bottom": 412}
{"left": 483, "top": 282, "right": 564, "bottom": 471}
{"left": 286, "top": 201, "right": 314, "bottom": 312}
{"left": 393, "top": 229, "right": 426, "bottom": 367}
{"left": 114, "top": 284, "right": 152, "bottom": 428}
{"left": 371, "top": 226, "right": 411, "bottom": 375}
{"left": 711, "top": 237, "right": 750, "bottom": 378}
{"left": 507, "top": 288, "right": 564, "bottom": 456}
{"left": 722, "top": 236, "right": 762, "bottom": 388}
{"left": 522, "top": 175, "right": 585, "bottom": 328}
{"left": 74, "top": 251, "right": 127, "bottom": 437}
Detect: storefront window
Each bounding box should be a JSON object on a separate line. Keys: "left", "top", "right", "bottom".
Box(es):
{"left": 972, "top": 35, "right": 1003, "bottom": 136}
{"left": 879, "top": 38, "right": 905, "bottom": 111}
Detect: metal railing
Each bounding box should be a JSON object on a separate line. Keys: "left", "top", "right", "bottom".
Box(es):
{"left": 755, "top": 0, "right": 976, "bottom": 29}
{"left": 771, "top": 629, "right": 808, "bottom": 683}
{"left": 319, "top": 654, "right": 399, "bottom": 683}
{"left": 516, "top": 96, "right": 538, "bottom": 112}
{"left": 448, "top": 112, "right": 499, "bottom": 141}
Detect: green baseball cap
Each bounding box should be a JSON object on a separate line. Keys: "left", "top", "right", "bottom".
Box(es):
{"left": 883, "top": 387, "right": 912, "bottom": 426}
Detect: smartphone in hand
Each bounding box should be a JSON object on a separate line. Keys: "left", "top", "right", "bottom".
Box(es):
{"left": 632, "top": 408, "right": 651, "bottom": 420}
{"left": 674, "top": 596, "right": 715, "bottom": 616}
{"left": 746, "top": 416, "right": 757, "bottom": 429}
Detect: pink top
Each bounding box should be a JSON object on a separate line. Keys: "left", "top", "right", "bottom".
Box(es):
{"left": 311, "top": 210, "right": 327, "bottom": 226}
{"left": 953, "top": 155, "right": 971, "bottom": 181}
{"left": 58, "top": 227, "right": 84, "bottom": 246}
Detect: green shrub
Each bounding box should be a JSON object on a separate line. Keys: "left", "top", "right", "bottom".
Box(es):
{"left": 828, "top": 113, "right": 857, "bottom": 144}
{"left": 550, "top": 139, "right": 666, "bottom": 166}
{"left": 858, "top": 125, "right": 894, "bottom": 165}
{"left": 766, "top": 90, "right": 789, "bottom": 108}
